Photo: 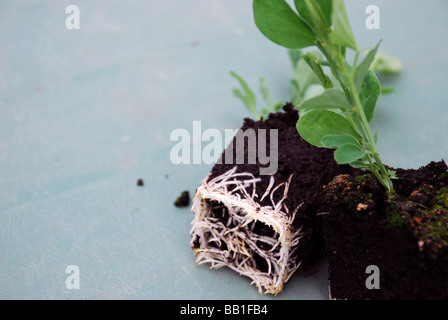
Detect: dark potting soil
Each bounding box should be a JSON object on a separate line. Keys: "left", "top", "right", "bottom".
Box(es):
{"left": 320, "top": 161, "right": 448, "bottom": 300}
{"left": 193, "top": 105, "right": 448, "bottom": 298}
{"left": 207, "top": 104, "right": 360, "bottom": 267}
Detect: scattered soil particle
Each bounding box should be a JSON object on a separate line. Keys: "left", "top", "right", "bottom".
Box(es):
{"left": 174, "top": 191, "right": 190, "bottom": 208}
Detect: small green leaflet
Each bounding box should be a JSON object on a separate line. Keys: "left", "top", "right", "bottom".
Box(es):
{"left": 299, "top": 88, "right": 351, "bottom": 111}
{"left": 230, "top": 71, "right": 282, "bottom": 120}
{"left": 349, "top": 160, "right": 368, "bottom": 169}
{"left": 302, "top": 52, "right": 334, "bottom": 89}
{"left": 334, "top": 143, "right": 366, "bottom": 164}
{"left": 295, "top": 0, "right": 330, "bottom": 39}
{"left": 354, "top": 41, "right": 381, "bottom": 90}
{"left": 328, "top": 0, "right": 357, "bottom": 50}
{"left": 289, "top": 49, "right": 304, "bottom": 67}
{"left": 371, "top": 51, "right": 403, "bottom": 75}
{"left": 296, "top": 109, "right": 359, "bottom": 147}
{"left": 359, "top": 70, "right": 381, "bottom": 123}
{"left": 253, "top": 0, "right": 315, "bottom": 49}
{"left": 259, "top": 77, "right": 283, "bottom": 116}
{"left": 260, "top": 77, "right": 274, "bottom": 107}
{"left": 321, "top": 133, "right": 360, "bottom": 149}
{"left": 294, "top": 0, "right": 332, "bottom": 28}
{"left": 290, "top": 79, "right": 302, "bottom": 105}
{"left": 381, "top": 87, "right": 396, "bottom": 95}
{"left": 260, "top": 103, "right": 283, "bottom": 118}
{"left": 230, "top": 71, "right": 257, "bottom": 116}
{"left": 289, "top": 50, "right": 321, "bottom": 104}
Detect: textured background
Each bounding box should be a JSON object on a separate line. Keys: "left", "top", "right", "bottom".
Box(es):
{"left": 1, "top": 0, "right": 447, "bottom": 299}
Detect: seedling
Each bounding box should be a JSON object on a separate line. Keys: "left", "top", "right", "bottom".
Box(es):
{"left": 253, "top": 0, "right": 397, "bottom": 193}
{"left": 230, "top": 51, "right": 328, "bottom": 119}
{"left": 229, "top": 72, "right": 283, "bottom": 120}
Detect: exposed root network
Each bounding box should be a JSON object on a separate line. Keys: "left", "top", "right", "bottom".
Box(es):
{"left": 190, "top": 167, "right": 304, "bottom": 295}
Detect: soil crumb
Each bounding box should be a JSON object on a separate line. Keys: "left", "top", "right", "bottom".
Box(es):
{"left": 174, "top": 190, "right": 190, "bottom": 208}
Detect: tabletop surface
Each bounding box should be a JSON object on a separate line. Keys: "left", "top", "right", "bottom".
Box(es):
{"left": 1, "top": 0, "right": 447, "bottom": 299}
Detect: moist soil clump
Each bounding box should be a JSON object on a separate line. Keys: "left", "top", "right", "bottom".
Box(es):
{"left": 190, "top": 105, "right": 360, "bottom": 294}
{"left": 174, "top": 191, "right": 190, "bottom": 208}
{"left": 208, "top": 104, "right": 360, "bottom": 260}
{"left": 320, "top": 160, "right": 448, "bottom": 299}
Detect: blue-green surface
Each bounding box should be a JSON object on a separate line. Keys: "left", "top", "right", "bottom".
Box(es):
{"left": 1, "top": 0, "right": 447, "bottom": 299}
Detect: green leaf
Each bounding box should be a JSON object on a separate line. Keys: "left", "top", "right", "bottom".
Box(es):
{"left": 260, "top": 107, "right": 270, "bottom": 118}
{"left": 359, "top": 70, "right": 381, "bottom": 123}
{"left": 289, "top": 49, "right": 303, "bottom": 67}
{"left": 290, "top": 79, "right": 302, "bottom": 105}
{"left": 260, "top": 77, "right": 274, "bottom": 106}
{"left": 292, "top": 53, "right": 321, "bottom": 95}
{"left": 380, "top": 86, "right": 396, "bottom": 95}
{"left": 293, "top": 0, "right": 331, "bottom": 39}
{"left": 321, "top": 133, "right": 360, "bottom": 149}
{"left": 294, "top": 0, "right": 332, "bottom": 28}
{"left": 296, "top": 109, "right": 359, "bottom": 147}
{"left": 334, "top": 143, "right": 366, "bottom": 164}
{"left": 328, "top": 0, "right": 357, "bottom": 50}
{"left": 259, "top": 77, "right": 283, "bottom": 115}
{"left": 273, "top": 101, "right": 283, "bottom": 111}
{"left": 349, "top": 160, "right": 368, "bottom": 169}
{"left": 299, "top": 88, "right": 351, "bottom": 111}
{"left": 354, "top": 41, "right": 381, "bottom": 90}
{"left": 289, "top": 50, "right": 324, "bottom": 105}
{"left": 341, "top": 45, "right": 347, "bottom": 58}
{"left": 230, "top": 71, "right": 257, "bottom": 115}
{"left": 389, "top": 170, "right": 399, "bottom": 180}
{"left": 371, "top": 51, "right": 403, "bottom": 75}
{"left": 302, "top": 52, "right": 334, "bottom": 89}
{"left": 303, "top": 84, "right": 324, "bottom": 100}
{"left": 253, "top": 0, "right": 316, "bottom": 49}
{"left": 260, "top": 102, "right": 282, "bottom": 118}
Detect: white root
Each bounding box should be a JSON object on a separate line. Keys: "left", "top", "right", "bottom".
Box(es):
{"left": 190, "top": 167, "right": 304, "bottom": 295}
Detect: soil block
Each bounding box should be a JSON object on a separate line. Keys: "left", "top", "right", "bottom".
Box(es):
{"left": 320, "top": 161, "right": 448, "bottom": 299}
{"left": 190, "top": 105, "right": 356, "bottom": 294}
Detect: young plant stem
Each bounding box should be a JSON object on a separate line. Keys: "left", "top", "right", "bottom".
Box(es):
{"left": 252, "top": 0, "right": 396, "bottom": 193}
{"left": 317, "top": 40, "right": 395, "bottom": 193}
{"left": 339, "top": 51, "right": 395, "bottom": 193}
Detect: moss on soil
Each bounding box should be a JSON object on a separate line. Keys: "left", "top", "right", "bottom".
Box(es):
{"left": 323, "top": 173, "right": 448, "bottom": 258}
{"left": 387, "top": 185, "right": 448, "bottom": 257}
